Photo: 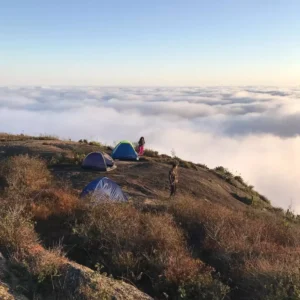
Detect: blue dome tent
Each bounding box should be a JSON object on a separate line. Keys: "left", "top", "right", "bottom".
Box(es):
{"left": 82, "top": 152, "right": 115, "bottom": 171}
{"left": 81, "top": 177, "right": 128, "bottom": 202}
{"left": 112, "top": 140, "right": 138, "bottom": 160}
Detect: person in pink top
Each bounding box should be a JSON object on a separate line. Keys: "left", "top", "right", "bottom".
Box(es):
{"left": 138, "top": 137, "right": 145, "bottom": 156}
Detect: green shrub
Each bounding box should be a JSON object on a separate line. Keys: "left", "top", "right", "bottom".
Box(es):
{"left": 214, "top": 166, "right": 226, "bottom": 173}
{"left": 49, "top": 152, "right": 85, "bottom": 166}
{"left": 214, "top": 166, "right": 233, "bottom": 177}
{"left": 196, "top": 163, "right": 209, "bottom": 170}
{"left": 88, "top": 141, "right": 102, "bottom": 147}
{"left": 178, "top": 274, "right": 230, "bottom": 300}
{"left": 73, "top": 152, "right": 86, "bottom": 165}
{"left": 234, "top": 175, "right": 246, "bottom": 185}
{"left": 260, "top": 194, "right": 271, "bottom": 204}
{"left": 35, "top": 134, "right": 59, "bottom": 141}
{"left": 49, "top": 153, "right": 67, "bottom": 165}
{"left": 180, "top": 160, "right": 197, "bottom": 170}
{"left": 143, "top": 149, "right": 159, "bottom": 157}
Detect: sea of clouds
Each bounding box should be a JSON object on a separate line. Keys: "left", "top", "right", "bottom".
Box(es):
{"left": 1, "top": 86, "right": 300, "bottom": 211}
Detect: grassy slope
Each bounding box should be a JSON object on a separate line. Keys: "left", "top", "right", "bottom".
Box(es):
{"left": 0, "top": 134, "right": 269, "bottom": 211}
{"left": 1, "top": 133, "right": 299, "bottom": 300}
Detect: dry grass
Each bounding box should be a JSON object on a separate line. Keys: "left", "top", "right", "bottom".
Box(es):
{"left": 30, "top": 188, "right": 81, "bottom": 220}
{"left": 2, "top": 153, "right": 300, "bottom": 299}
{"left": 0, "top": 283, "right": 14, "bottom": 300}
{"left": 141, "top": 148, "right": 201, "bottom": 170}
{"left": 170, "top": 197, "right": 300, "bottom": 299}
{"left": 0, "top": 133, "right": 31, "bottom": 142}
{"left": 143, "top": 149, "right": 159, "bottom": 157}
{"left": 0, "top": 155, "right": 52, "bottom": 197}
{"left": 0, "top": 133, "right": 59, "bottom": 142}
{"left": 35, "top": 134, "right": 59, "bottom": 140}
{"left": 0, "top": 203, "right": 112, "bottom": 300}
{"left": 0, "top": 197, "right": 217, "bottom": 299}
{"left": 73, "top": 202, "right": 229, "bottom": 299}
{"left": 0, "top": 205, "right": 63, "bottom": 295}
{"left": 0, "top": 205, "right": 38, "bottom": 258}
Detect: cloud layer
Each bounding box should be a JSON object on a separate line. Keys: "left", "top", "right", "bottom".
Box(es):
{"left": 1, "top": 86, "right": 300, "bottom": 211}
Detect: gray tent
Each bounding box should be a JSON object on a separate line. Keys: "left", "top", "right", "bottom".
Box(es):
{"left": 82, "top": 152, "right": 115, "bottom": 171}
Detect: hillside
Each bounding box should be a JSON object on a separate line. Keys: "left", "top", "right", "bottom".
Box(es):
{"left": 0, "top": 134, "right": 270, "bottom": 210}
{"left": 0, "top": 133, "right": 299, "bottom": 300}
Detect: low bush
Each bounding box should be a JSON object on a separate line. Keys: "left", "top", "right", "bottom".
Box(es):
{"left": 28, "top": 246, "right": 64, "bottom": 285}
{"left": 0, "top": 155, "right": 51, "bottom": 197}
{"left": 78, "top": 139, "right": 88, "bottom": 144}
{"left": 0, "top": 205, "right": 38, "bottom": 257}
{"left": 170, "top": 197, "right": 300, "bottom": 299}
{"left": 0, "top": 133, "right": 58, "bottom": 142}
{"left": 179, "top": 160, "right": 198, "bottom": 170}
{"left": 234, "top": 175, "right": 246, "bottom": 185}
{"left": 143, "top": 149, "right": 159, "bottom": 157}
{"left": 35, "top": 134, "right": 59, "bottom": 141}
{"left": 49, "top": 152, "right": 85, "bottom": 166}
{"left": 73, "top": 202, "right": 229, "bottom": 299}
{"left": 214, "top": 166, "right": 234, "bottom": 178}
{"left": 196, "top": 163, "right": 209, "bottom": 170}
{"left": 0, "top": 133, "right": 32, "bottom": 142}
{"left": 260, "top": 194, "right": 271, "bottom": 204}
{"left": 30, "top": 188, "right": 81, "bottom": 220}
{"left": 0, "top": 201, "right": 107, "bottom": 300}
{"left": 88, "top": 141, "right": 102, "bottom": 147}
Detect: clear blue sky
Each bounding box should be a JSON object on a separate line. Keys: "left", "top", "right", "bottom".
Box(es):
{"left": 1, "top": 0, "right": 299, "bottom": 86}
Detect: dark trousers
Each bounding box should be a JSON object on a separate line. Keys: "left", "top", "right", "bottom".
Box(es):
{"left": 170, "top": 183, "right": 177, "bottom": 197}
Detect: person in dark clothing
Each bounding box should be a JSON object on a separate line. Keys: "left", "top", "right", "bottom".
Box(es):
{"left": 169, "top": 161, "right": 179, "bottom": 198}
{"left": 138, "top": 137, "right": 145, "bottom": 156}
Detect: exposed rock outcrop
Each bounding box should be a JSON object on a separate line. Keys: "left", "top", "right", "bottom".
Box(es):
{"left": 60, "top": 260, "right": 153, "bottom": 300}
{"left": 0, "top": 248, "right": 152, "bottom": 300}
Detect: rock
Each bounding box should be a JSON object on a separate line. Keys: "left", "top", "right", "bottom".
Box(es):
{"left": 0, "top": 283, "right": 15, "bottom": 300}
{"left": 0, "top": 247, "right": 152, "bottom": 300}
{"left": 61, "top": 261, "right": 153, "bottom": 300}
{"left": 27, "top": 246, "right": 153, "bottom": 300}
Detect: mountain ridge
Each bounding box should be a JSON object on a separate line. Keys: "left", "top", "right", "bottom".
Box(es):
{"left": 0, "top": 133, "right": 298, "bottom": 300}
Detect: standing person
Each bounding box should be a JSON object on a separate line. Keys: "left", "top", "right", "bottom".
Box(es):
{"left": 169, "top": 161, "right": 179, "bottom": 198}
{"left": 138, "top": 137, "right": 145, "bottom": 156}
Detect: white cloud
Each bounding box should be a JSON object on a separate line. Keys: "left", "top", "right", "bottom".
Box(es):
{"left": 1, "top": 86, "right": 300, "bottom": 211}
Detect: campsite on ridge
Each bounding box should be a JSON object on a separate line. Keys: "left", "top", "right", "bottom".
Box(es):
{"left": 0, "top": 133, "right": 300, "bottom": 300}
{"left": 1, "top": 0, "right": 299, "bottom": 298}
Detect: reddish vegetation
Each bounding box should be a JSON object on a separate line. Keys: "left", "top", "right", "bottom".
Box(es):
{"left": 30, "top": 188, "right": 80, "bottom": 219}
{"left": 72, "top": 203, "right": 228, "bottom": 298}
{"left": 170, "top": 198, "right": 300, "bottom": 299}
{"left": 0, "top": 154, "right": 51, "bottom": 196}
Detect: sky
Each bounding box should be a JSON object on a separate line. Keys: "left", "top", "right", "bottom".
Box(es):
{"left": 1, "top": 0, "right": 300, "bottom": 85}
{"left": 0, "top": 2, "right": 300, "bottom": 211}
